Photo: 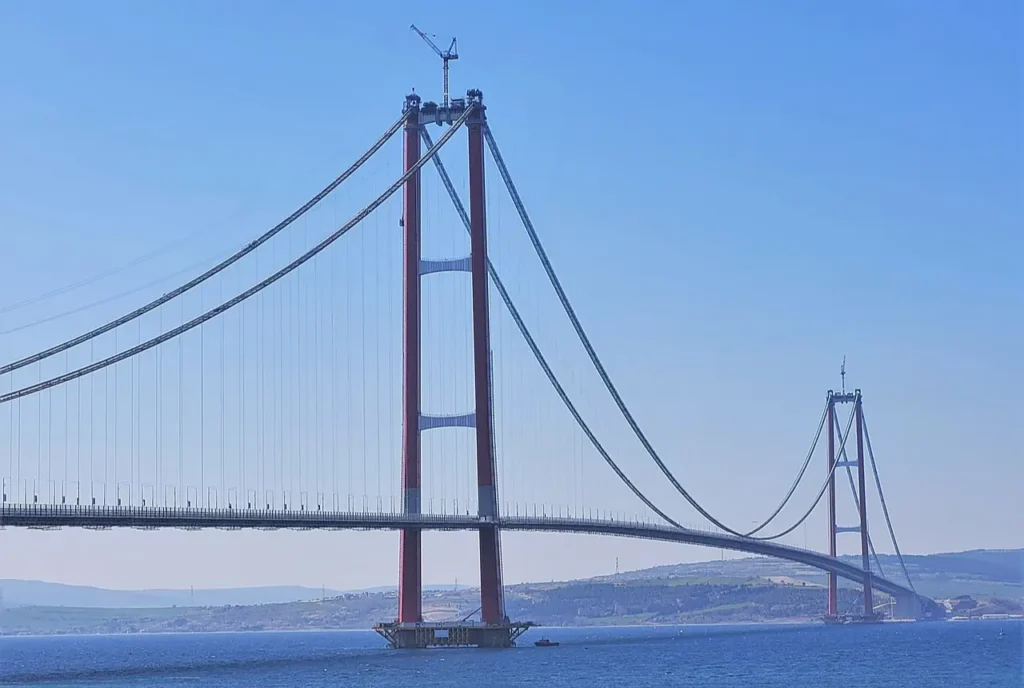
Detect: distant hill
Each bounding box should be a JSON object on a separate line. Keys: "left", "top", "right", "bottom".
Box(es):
{"left": 1, "top": 548, "right": 1021, "bottom": 636}
{"left": 597, "top": 549, "right": 1023, "bottom": 600}
{"left": 0, "top": 581, "right": 345, "bottom": 609}
{"left": 878, "top": 550, "right": 1022, "bottom": 585}
{"left": 1, "top": 548, "right": 1018, "bottom": 611}
{"left": 0, "top": 581, "right": 459, "bottom": 609}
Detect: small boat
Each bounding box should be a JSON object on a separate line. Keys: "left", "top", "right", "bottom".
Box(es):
{"left": 534, "top": 638, "right": 559, "bottom": 647}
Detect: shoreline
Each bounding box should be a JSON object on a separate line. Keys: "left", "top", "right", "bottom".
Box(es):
{"left": 3, "top": 616, "right": 1020, "bottom": 640}
{"left": 0, "top": 618, "right": 824, "bottom": 639}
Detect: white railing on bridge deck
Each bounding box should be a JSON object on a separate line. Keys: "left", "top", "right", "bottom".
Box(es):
{"left": 1, "top": 502, "right": 664, "bottom": 523}
{"left": 0, "top": 503, "right": 661, "bottom": 531}
{"left": 0, "top": 503, "right": 475, "bottom": 524}
{"left": 0, "top": 503, "right": 796, "bottom": 545}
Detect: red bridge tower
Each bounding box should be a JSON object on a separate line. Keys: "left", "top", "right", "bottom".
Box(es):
{"left": 825, "top": 388, "right": 878, "bottom": 623}
{"left": 376, "top": 90, "right": 532, "bottom": 649}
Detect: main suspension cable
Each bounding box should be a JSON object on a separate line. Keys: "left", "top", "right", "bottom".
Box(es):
{"left": 747, "top": 400, "right": 858, "bottom": 541}
{"left": 862, "top": 409, "right": 915, "bottom": 591}
{"left": 0, "top": 231, "right": 216, "bottom": 316}
{"left": 745, "top": 398, "right": 829, "bottom": 536}
{"left": 421, "top": 129, "right": 686, "bottom": 531}
{"left": 484, "top": 123, "right": 829, "bottom": 539}
{"left": 0, "top": 106, "right": 474, "bottom": 405}
{"left": 0, "top": 113, "right": 409, "bottom": 377}
{"left": 0, "top": 253, "right": 225, "bottom": 337}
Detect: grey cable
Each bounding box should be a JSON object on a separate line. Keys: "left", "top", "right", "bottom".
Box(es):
{"left": 834, "top": 414, "right": 886, "bottom": 575}
{"left": 0, "top": 113, "right": 408, "bottom": 376}
{"left": 0, "top": 107, "right": 473, "bottom": 404}
{"left": 862, "top": 409, "right": 915, "bottom": 591}
{"left": 422, "top": 129, "right": 687, "bottom": 531}
{"left": 484, "top": 122, "right": 842, "bottom": 540}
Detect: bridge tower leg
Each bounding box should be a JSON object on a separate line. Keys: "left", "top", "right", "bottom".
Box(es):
{"left": 467, "top": 91, "right": 506, "bottom": 625}
{"left": 826, "top": 392, "right": 838, "bottom": 619}
{"left": 855, "top": 392, "right": 873, "bottom": 616}
{"left": 398, "top": 93, "right": 423, "bottom": 625}
{"left": 376, "top": 91, "right": 531, "bottom": 649}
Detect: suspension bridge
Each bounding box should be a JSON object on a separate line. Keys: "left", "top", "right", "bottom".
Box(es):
{"left": 0, "top": 89, "right": 937, "bottom": 648}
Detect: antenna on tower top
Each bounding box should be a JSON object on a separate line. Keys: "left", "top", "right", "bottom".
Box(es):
{"left": 840, "top": 356, "right": 847, "bottom": 395}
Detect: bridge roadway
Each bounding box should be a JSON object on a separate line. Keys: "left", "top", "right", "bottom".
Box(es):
{"left": 1, "top": 503, "right": 918, "bottom": 599}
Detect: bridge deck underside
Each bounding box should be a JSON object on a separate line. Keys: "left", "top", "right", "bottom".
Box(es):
{"left": 0, "top": 504, "right": 916, "bottom": 599}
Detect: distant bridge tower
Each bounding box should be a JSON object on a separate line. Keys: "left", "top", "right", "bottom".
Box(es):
{"left": 825, "top": 388, "right": 874, "bottom": 621}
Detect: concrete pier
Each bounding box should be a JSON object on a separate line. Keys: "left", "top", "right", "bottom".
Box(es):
{"left": 373, "top": 620, "right": 534, "bottom": 649}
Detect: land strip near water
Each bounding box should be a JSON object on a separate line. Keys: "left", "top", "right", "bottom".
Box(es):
{"left": 1, "top": 549, "right": 1019, "bottom": 636}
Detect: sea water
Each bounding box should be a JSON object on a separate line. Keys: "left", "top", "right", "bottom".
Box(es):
{"left": 0, "top": 621, "right": 1020, "bottom": 686}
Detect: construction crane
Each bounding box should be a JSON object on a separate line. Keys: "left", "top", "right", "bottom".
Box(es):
{"left": 410, "top": 24, "right": 458, "bottom": 108}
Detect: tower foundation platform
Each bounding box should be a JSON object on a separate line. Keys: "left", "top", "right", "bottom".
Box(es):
{"left": 373, "top": 620, "right": 534, "bottom": 649}
{"left": 823, "top": 612, "right": 884, "bottom": 625}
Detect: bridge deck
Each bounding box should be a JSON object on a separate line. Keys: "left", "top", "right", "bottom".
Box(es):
{"left": 0, "top": 504, "right": 918, "bottom": 599}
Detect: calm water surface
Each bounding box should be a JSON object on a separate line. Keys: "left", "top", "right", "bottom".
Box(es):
{"left": 1, "top": 621, "right": 1021, "bottom": 687}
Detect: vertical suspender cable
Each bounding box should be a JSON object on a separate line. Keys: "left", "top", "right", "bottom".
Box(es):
{"left": 220, "top": 276, "right": 226, "bottom": 504}
{"left": 178, "top": 299, "right": 184, "bottom": 503}
{"left": 157, "top": 309, "right": 162, "bottom": 503}
{"left": 111, "top": 333, "right": 117, "bottom": 503}
{"left": 372, "top": 205, "right": 380, "bottom": 505}
{"left": 862, "top": 410, "right": 915, "bottom": 591}
{"left": 330, "top": 201, "right": 339, "bottom": 507}
{"left": 240, "top": 263, "right": 246, "bottom": 504}
{"left": 388, "top": 189, "right": 396, "bottom": 510}
{"left": 361, "top": 216, "right": 368, "bottom": 509}
{"left": 201, "top": 286, "right": 206, "bottom": 504}
{"left": 314, "top": 233, "right": 322, "bottom": 507}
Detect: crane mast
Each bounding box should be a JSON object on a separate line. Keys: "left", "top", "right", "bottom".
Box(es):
{"left": 410, "top": 24, "right": 459, "bottom": 108}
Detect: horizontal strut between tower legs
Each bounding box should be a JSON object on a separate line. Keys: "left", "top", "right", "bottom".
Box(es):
{"left": 835, "top": 526, "right": 862, "bottom": 534}
{"left": 414, "top": 89, "right": 480, "bottom": 127}
{"left": 835, "top": 460, "right": 858, "bottom": 468}
{"left": 419, "top": 256, "right": 472, "bottom": 275}
{"left": 419, "top": 412, "right": 476, "bottom": 431}
{"left": 418, "top": 102, "right": 470, "bottom": 127}
{"left": 827, "top": 391, "right": 860, "bottom": 404}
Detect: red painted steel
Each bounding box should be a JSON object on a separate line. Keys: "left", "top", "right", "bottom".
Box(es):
{"left": 399, "top": 97, "right": 423, "bottom": 624}
{"left": 826, "top": 395, "right": 838, "bottom": 617}
{"left": 856, "top": 394, "right": 873, "bottom": 616}
{"left": 468, "top": 109, "right": 505, "bottom": 624}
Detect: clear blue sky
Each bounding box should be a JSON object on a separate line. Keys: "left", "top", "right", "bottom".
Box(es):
{"left": 0, "top": 1, "right": 1020, "bottom": 591}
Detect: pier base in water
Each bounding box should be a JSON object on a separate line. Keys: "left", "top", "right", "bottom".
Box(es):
{"left": 823, "top": 613, "right": 885, "bottom": 625}
{"left": 373, "top": 621, "right": 534, "bottom": 649}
